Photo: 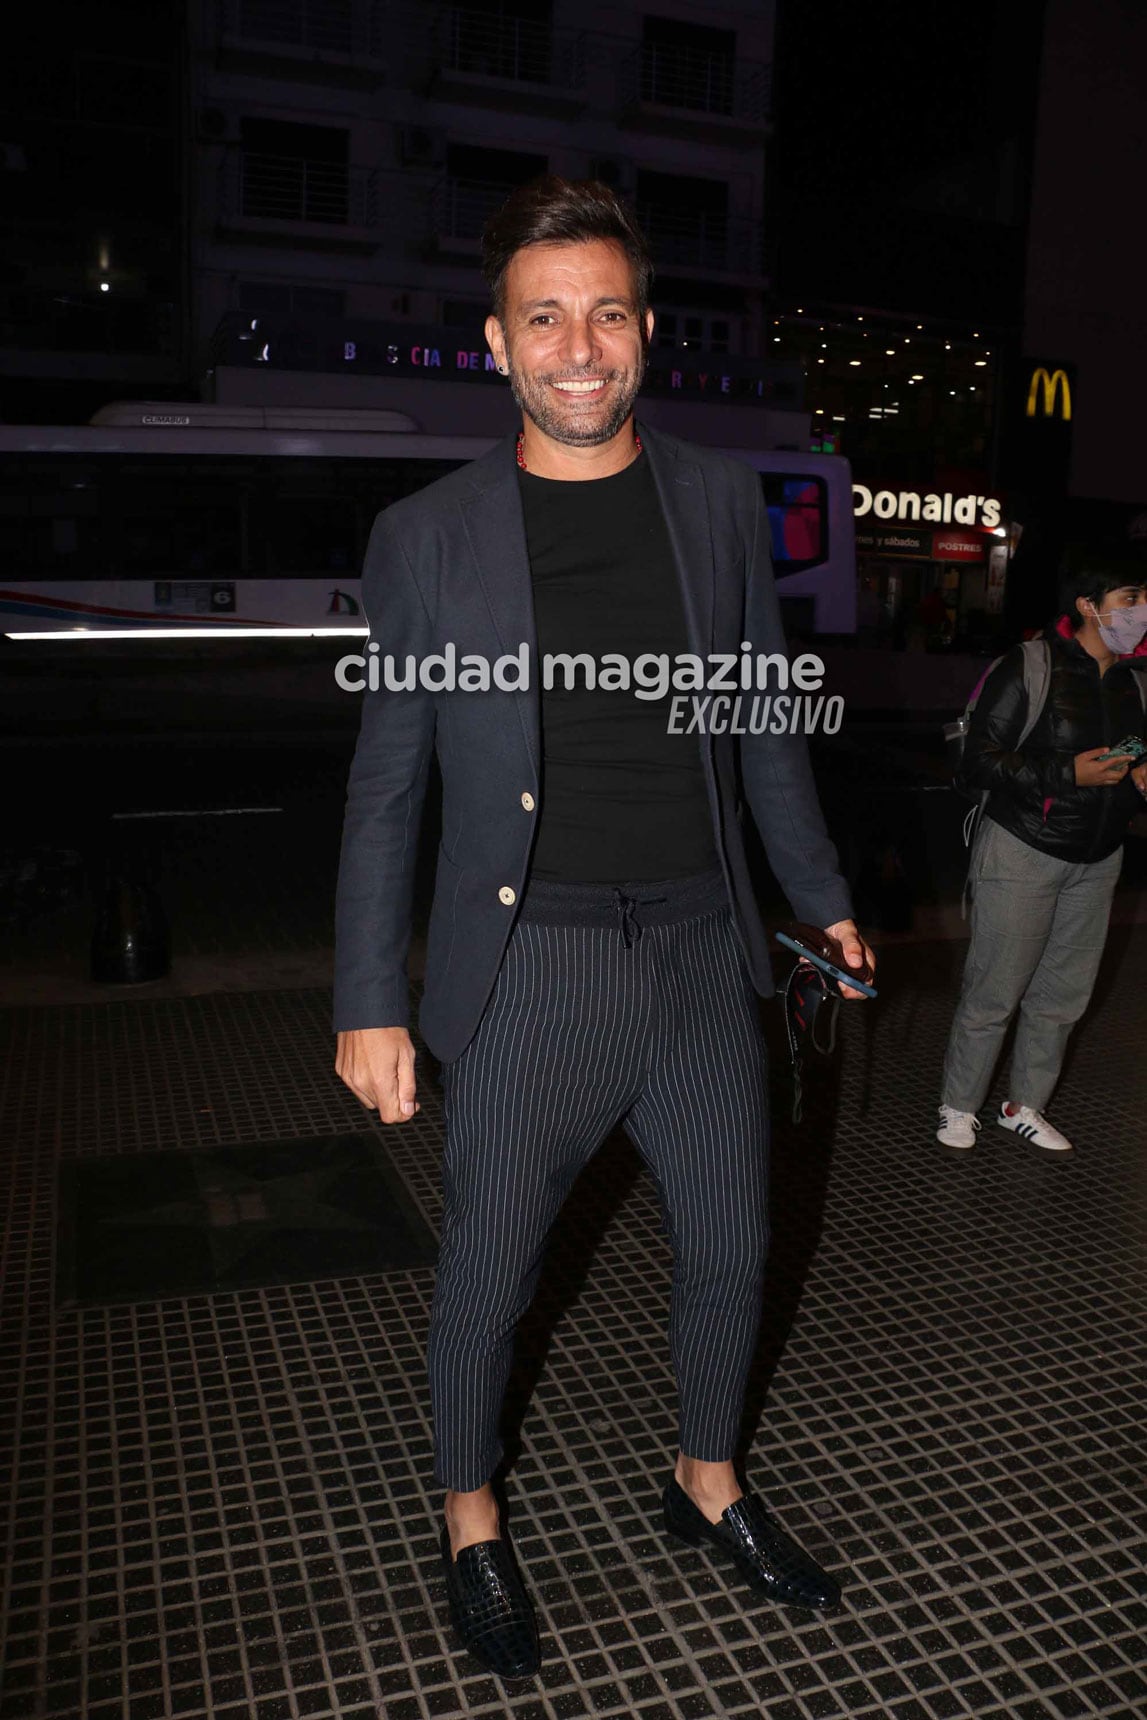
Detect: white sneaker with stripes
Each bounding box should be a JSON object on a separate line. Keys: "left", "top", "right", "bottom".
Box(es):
{"left": 936, "top": 1106, "right": 981, "bottom": 1150}
{"left": 996, "top": 1104, "right": 1074, "bottom": 1153}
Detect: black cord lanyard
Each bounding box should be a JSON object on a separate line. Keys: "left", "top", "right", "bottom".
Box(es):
{"left": 779, "top": 961, "right": 840, "bottom": 1124}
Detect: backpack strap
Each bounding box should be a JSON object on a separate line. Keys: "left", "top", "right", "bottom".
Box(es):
{"left": 1016, "top": 637, "right": 1052, "bottom": 748}
{"left": 1132, "top": 664, "right": 1147, "bottom": 718}
{"left": 961, "top": 638, "right": 1052, "bottom": 918}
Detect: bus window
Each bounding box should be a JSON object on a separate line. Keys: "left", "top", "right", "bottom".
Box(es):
{"left": 259, "top": 493, "right": 359, "bottom": 576}
{"left": 116, "top": 494, "right": 243, "bottom": 576}
{"left": 0, "top": 468, "right": 105, "bottom": 574}
{"left": 761, "top": 473, "right": 827, "bottom": 574}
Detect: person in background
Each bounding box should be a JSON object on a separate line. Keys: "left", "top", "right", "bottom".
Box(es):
{"left": 917, "top": 583, "right": 949, "bottom": 651}
{"left": 936, "top": 566, "right": 1147, "bottom": 1154}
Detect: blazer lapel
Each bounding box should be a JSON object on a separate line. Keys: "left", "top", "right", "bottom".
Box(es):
{"left": 458, "top": 435, "right": 541, "bottom": 776}
{"left": 640, "top": 420, "right": 715, "bottom": 658}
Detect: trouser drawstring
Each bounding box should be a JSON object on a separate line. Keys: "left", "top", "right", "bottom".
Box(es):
{"left": 612, "top": 889, "right": 668, "bottom": 948}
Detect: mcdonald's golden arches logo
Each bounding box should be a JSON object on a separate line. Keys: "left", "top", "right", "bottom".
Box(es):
{"left": 1025, "top": 366, "right": 1072, "bottom": 421}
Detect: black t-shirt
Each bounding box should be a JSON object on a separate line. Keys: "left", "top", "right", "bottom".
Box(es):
{"left": 516, "top": 447, "right": 718, "bottom": 882}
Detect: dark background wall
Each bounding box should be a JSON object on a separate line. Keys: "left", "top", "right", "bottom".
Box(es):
{"left": 770, "top": 0, "right": 1046, "bottom": 331}
{"left": 0, "top": 0, "right": 188, "bottom": 422}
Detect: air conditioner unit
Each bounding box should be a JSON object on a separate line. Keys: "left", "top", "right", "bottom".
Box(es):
{"left": 198, "top": 107, "right": 229, "bottom": 142}
{"left": 399, "top": 127, "right": 446, "bottom": 169}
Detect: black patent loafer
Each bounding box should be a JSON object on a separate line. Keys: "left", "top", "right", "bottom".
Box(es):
{"left": 662, "top": 1476, "right": 841, "bottom": 1610}
{"left": 439, "top": 1527, "right": 541, "bottom": 1679}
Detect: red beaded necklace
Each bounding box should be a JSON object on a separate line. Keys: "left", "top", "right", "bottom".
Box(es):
{"left": 515, "top": 429, "right": 642, "bottom": 471}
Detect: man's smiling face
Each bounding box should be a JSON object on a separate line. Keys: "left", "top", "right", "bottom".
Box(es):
{"left": 486, "top": 238, "right": 654, "bottom": 449}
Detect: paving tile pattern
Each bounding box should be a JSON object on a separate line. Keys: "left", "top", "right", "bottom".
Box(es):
{"left": 1, "top": 934, "right": 1146, "bottom": 1719}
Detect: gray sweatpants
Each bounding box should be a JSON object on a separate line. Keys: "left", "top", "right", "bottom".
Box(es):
{"left": 940, "top": 816, "right": 1122, "bottom": 1114}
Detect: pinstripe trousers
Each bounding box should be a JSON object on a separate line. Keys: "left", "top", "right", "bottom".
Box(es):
{"left": 427, "top": 880, "right": 770, "bottom": 1491}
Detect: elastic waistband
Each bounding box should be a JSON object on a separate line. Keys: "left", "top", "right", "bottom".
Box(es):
{"left": 518, "top": 866, "right": 729, "bottom": 943}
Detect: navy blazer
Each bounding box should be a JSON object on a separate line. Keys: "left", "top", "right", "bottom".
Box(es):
{"left": 333, "top": 420, "right": 853, "bottom": 1061}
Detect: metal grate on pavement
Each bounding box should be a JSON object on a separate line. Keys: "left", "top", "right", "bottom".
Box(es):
{"left": 1, "top": 935, "right": 1145, "bottom": 1719}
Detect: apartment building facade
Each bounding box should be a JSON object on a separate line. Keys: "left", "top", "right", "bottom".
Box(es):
{"left": 189, "top": 0, "right": 798, "bottom": 440}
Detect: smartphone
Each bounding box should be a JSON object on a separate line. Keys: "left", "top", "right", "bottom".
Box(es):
{"left": 1096, "top": 735, "right": 1147, "bottom": 763}
{"left": 775, "top": 931, "right": 879, "bottom": 998}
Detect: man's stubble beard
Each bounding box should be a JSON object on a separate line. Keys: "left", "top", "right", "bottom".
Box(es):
{"left": 506, "top": 342, "right": 648, "bottom": 448}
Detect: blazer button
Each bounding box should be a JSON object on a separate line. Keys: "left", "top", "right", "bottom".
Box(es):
{"left": 520, "top": 791, "right": 535, "bottom": 811}
{"left": 498, "top": 886, "right": 516, "bottom": 906}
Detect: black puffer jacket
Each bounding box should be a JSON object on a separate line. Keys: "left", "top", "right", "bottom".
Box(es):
{"left": 960, "top": 623, "right": 1147, "bottom": 862}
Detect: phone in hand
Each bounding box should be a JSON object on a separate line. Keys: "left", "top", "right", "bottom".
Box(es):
{"left": 1096, "top": 735, "right": 1147, "bottom": 763}
{"left": 775, "top": 925, "right": 878, "bottom": 999}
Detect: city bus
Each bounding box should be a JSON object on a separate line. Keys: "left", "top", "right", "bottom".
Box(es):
{"left": 0, "top": 404, "right": 856, "bottom": 637}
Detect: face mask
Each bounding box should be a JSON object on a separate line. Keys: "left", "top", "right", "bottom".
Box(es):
{"left": 1088, "top": 600, "right": 1147, "bottom": 654}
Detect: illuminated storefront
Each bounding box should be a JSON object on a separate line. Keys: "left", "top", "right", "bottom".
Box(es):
{"left": 852, "top": 482, "right": 1009, "bottom": 645}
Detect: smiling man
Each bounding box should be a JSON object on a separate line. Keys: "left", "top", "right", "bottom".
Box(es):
{"left": 333, "top": 177, "right": 873, "bottom": 1680}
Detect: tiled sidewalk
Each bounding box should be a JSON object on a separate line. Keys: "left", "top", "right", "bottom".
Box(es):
{"left": 1, "top": 935, "right": 1145, "bottom": 1720}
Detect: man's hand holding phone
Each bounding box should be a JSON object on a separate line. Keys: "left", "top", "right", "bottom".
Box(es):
{"left": 822, "top": 919, "right": 877, "bottom": 1001}
{"left": 821, "top": 921, "right": 873, "bottom": 1004}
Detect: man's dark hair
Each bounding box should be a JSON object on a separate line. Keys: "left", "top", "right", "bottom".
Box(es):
{"left": 1060, "top": 556, "right": 1147, "bottom": 629}
{"left": 481, "top": 175, "right": 654, "bottom": 327}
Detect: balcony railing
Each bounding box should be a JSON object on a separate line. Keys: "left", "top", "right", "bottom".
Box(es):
{"left": 621, "top": 42, "right": 771, "bottom": 126}
{"left": 220, "top": 151, "right": 377, "bottom": 228}
{"left": 219, "top": 0, "right": 384, "bottom": 60}
{"left": 418, "top": 179, "right": 764, "bottom": 275}
{"left": 638, "top": 207, "right": 765, "bottom": 278}
{"left": 427, "top": 175, "right": 517, "bottom": 246}
{"left": 431, "top": 5, "right": 585, "bottom": 90}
